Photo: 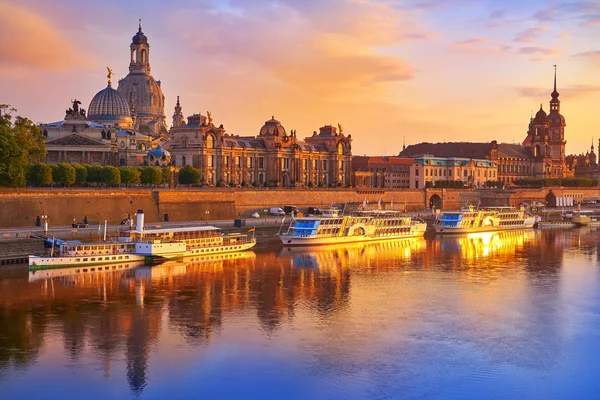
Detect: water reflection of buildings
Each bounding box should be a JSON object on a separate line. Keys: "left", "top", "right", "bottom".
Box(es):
{"left": 2, "top": 231, "right": 599, "bottom": 395}
{"left": 281, "top": 238, "right": 426, "bottom": 271}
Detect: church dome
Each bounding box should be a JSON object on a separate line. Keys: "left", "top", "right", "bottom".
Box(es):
{"left": 88, "top": 84, "right": 133, "bottom": 127}
{"left": 117, "top": 75, "right": 165, "bottom": 121}
{"left": 146, "top": 146, "right": 171, "bottom": 166}
{"left": 259, "top": 116, "right": 286, "bottom": 136}
{"left": 132, "top": 28, "right": 148, "bottom": 45}
{"left": 533, "top": 105, "right": 548, "bottom": 124}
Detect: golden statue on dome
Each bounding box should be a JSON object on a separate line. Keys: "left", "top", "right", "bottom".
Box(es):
{"left": 207, "top": 111, "right": 213, "bottom": 125}
{"left": 106, "top": 66, "right": 113, "bottom": 86}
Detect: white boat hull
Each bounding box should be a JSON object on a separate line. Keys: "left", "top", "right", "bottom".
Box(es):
{"left": 184, "top": 241, "right": 256, "bottom": 255}
{"left": 435, "top": 221, "right": 535, "bottom": 235}
{"left": 280, "top": 228, "right": 426, "bottom": 246}
{"left": 29, "top": 253, "right": 145, "bottom": 269}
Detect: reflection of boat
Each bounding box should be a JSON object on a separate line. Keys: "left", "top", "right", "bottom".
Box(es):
{"left": 280, "top": 210, "right": 426, "bottom": 246}
{"left": 434, "top": 206, "right": 535, "bottom": 234}
{"left": 29, "top": 241, "right": 145, "bottom": 269}
{"left": 119, "top": 210, "right": 256, "bottom": 258}
{"left": 437, "top": 230, "right": 535, "bottom": 259}
{"left": 182, "top": 250, "right": 256, "bottom": 265}
{"left": 281, "top": 238, "right": 425, "bottom": 269}
{"left": 28, "top": 261, "right": 143, "bottom": 282}
{"left": 135, "top": 251, "right": 257, "bottom": 280}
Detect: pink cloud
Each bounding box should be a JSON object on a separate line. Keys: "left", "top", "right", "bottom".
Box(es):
{"left": 0, "top": 2, "right": 94, "bottom": 71}
{"left": 514, "top": 26, "right": 547, "bottom": 43}
{"left": 518, "top": 46, "right": 557, "bottom": 55}
{"left": 452, "top": 38, "right": 511, "bottom": 54}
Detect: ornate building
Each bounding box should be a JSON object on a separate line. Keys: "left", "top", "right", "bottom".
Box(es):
{"left": 566, "top": 139, "right": 600, "bottom": 180}
{"left": 117, "top": 21, "right": 168, "bottom": 137}
{"left": 169, "top": 107, "right": 352, "bottom": 187}
{"left": 41, "top": 100, "right": 117, "bottom": 165}
{"left": 400, "top": 68, "right": 568, "bottom": 186}
{"left": 410, "top": 155, "right": 497, "bottom": 189}
{"left": 352, "top": 156, "right": 413, "bottom": 188}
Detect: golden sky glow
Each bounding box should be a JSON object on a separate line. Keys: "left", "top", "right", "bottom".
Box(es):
{"left": 1, "top": 0, "right": 599, "bottom": 155}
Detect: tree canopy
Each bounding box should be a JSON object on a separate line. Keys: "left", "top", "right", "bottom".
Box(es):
{"left": 178, "top": 165, "right": 201, "bottom": 185}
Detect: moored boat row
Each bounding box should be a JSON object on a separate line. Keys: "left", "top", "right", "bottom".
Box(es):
{"left": 29, "top": 210, "right": 256, "bottom": 269}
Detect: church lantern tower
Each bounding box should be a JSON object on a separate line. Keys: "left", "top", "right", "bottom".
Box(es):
{"left": 117, "top": 20, "right": 167, "bottom": 137}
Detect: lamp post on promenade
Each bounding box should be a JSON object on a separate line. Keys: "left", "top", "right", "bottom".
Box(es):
{"left": 41, "top": 214, "right": 48, "bottom": 234}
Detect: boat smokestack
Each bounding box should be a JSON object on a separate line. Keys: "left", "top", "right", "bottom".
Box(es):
{"left": 136, "top": 209, "right": 145, "bottom": 233}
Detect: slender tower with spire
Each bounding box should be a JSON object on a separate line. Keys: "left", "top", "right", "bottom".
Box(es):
{"left": 547, "top": 64, "right": 566, "bottom": 168}
{"left": 172, "top": 96, "right": 185, "bottom": 128}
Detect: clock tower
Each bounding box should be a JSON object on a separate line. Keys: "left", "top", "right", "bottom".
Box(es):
{"left": 523, "top": 66, "right": 567, "bottom": 178}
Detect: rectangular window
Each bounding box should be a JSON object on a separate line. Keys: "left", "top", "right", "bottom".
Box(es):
{"left": 236, "top": 156, "right": 241, "bottom": 167}
{"left": 259, "top": 157, "right": 264, "bottom": 168}
{"left": 247, "top": 157, "right": 252, "bottom": 168}
{"left": 415, "top": 168, "right": 419, "bottom": 176}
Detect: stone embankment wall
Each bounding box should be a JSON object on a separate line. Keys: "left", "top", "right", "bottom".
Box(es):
{"left": 1, "top": 187, "right": 599, "bottom": 229}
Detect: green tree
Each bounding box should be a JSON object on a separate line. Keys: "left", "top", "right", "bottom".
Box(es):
{"left": 74, "top": 164, "right": 88, "bottom": 185}
{"left": 101, "top": 166, "right": 121, "bottom": 185}
{"left": 13, "top": 116, "right": 46, "bottom": 163}
{"left": 120, "top": 167, "right": 141, "bottom": 185}
{"left": 141, "top": 166, "right": 162, "bottom": 185}
{"left": 54, "top": 163, "right": 76, "bottom": 186}
{"left": 26, "top": 163, "right": 53, "bottom": 186}
{"left": 178, "top": 165, "right": 201, "bottom": 185}
{"left": 0, "top": 105, "right": 26, "bottom": 187}
{"left": 86, "top": 165, "right": 103, "bottom": 184}
{"left": 161, "top": 167, "right": 172, "bottom": 186}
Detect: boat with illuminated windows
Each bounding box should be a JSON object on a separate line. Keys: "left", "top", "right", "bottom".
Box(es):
{"left": 29, "top": 240, "right": 145, "bottom": 269}
{"left": 434, "top": 206, "right": 535, "bottom": 235}
{"left": 118, "top": 210, "right": 256, "bottom": 258}
{"left": 279, "top": 209, "right": 427, "bottom": 246}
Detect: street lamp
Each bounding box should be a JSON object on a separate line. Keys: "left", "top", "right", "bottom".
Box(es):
{"left": 205, "top": 210, "right": 210, "bottom": 225}
{"left": 41, "top": 214, "right": 48, "bottom": 234}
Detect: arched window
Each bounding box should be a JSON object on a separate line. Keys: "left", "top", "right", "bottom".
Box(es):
{"left": 182, "top": 155, "right": 187, "bottom": 166}
{"left": 205, "top": 134, "right": 214, "bottom": 149}
{"left": 337, "top": 143, "right": 343, "bottom": 155}
{"left": 131, "top": 49, "right": 135, "bottom": 63}
{"left": 141, "top": 49, "right": 147, "bottom": 64}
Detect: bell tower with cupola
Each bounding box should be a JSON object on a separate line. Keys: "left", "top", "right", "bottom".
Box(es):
{"left": 547, "top": 65, "right": 566, "bottom": 163}
{"left": 130, "top": 19, "right": 150, "bottom": 74}
{"left": 117, "top": 20, "right": 167, "bottom": 136}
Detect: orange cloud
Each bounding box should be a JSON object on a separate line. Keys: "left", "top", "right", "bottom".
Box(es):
{"left": 516, "top": 84, "right": 600, "bottom": 99}
{"left": 0, "top": 2, "right": 94, "bottom": 71}
{"left": 514, "top": 26, "right": 547, "bottom": 43}
{"left": 170, "top": 0, "right": 423, "bottom": 101}
{"left": 452, "top": 38, "right": 511, "bottom": 54}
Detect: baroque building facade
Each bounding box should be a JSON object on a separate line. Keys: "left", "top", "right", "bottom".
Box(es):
{"left": 38, "top": 22, "right": 348, "bottom": 183}
{"left": 351, "top": 156, "right": 497, "bottom": 189}
{"left": 169, "top": 108, "right": 352, "bottom": 187}
{"left": 399, "top": 68, "right": 569, "bottom": 186}
{"left": 117, "top": 21, "right": 168, "bottom": 137}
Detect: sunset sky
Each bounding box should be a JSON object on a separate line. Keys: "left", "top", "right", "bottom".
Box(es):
{"left": 1, "top": 0, "right": 599, "bottom": 156}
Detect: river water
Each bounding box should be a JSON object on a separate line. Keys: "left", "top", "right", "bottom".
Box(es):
{"left": 1, "top": 229, "right": 599, "bottom": 400}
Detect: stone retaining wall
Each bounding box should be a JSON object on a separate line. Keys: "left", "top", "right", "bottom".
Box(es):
{"left": 1, "top": 187, "right": 599, "bottom": 229}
